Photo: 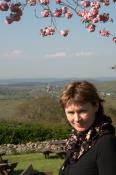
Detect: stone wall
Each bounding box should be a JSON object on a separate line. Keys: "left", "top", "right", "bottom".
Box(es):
{"left": 0, "top": 140, "right": 64, "bottom": 155}
{"left": 0, "top": 141, "right": 50, "bottom": 155}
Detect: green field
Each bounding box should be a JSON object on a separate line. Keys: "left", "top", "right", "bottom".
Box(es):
{"left": 4, "top": 153, "right": 63, "bottom": 175}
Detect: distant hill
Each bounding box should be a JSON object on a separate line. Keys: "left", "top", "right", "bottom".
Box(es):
{"left": 0, "top": 78, "right": 115, "bottom": 124}
{"left": 0, "top": 78, "right": 115, "bottom": 94}
{"left": 95, "top": 81, "right": 116, "bottom": 92}
{"left": 0, "top": 77, "right": 115, "bottom": 86}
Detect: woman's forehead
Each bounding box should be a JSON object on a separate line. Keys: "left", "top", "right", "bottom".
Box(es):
{"left": 65, "top": 102, "right": 92, "bottom": 109}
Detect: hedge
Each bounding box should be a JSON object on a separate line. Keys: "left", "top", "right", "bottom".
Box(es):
{"left": 0, "top": 121, "right": 71, "bottom": 144}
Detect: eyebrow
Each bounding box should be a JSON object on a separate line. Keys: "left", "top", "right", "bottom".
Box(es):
{"left": 66, "top": 108, "right": 87, "bottom": 113}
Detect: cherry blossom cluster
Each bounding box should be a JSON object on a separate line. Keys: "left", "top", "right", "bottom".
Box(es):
{"left": 40, "top": 26, "right": 55, "bottom": 36}
{"left": 0, "top": 0, "right": 116, "bottom": 43}
{"left": 0, "top": 1, "right": 23, "bottom": 24}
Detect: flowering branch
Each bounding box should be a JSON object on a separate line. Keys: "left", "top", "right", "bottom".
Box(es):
{"left": 0, "top": 0, "right": 116, "bottom": 43}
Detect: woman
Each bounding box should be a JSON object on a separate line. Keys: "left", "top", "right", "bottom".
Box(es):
{"left": 59, "top": 81, "right": 116, "bottom": 175}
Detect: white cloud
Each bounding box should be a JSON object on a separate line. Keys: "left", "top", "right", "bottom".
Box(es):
{"left": 3, "top": 49, "right": 24, "bottom": 58}
{"left": 45, "top": 51, "right": 93, "bottom": 58}
{"left": 45, "top": 52, "right": 67, "bottom": 58}
{"left": 75, "top": 51, "right": 93, "bottom": 57}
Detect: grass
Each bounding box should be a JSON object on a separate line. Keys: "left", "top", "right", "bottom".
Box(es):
{"left": 4, "top": 153, "right": 64, "bottom": 175}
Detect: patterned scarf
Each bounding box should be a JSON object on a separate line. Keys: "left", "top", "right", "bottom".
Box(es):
{"left": 60, "top": 115, "right": 115, "bottom": 172}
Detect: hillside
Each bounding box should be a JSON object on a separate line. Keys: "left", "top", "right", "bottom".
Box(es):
{"left": 0, "top": 79, "right": 115, "bottom": 125}
{"left": 95, "top": 81, "right": 116, "bottom": 92}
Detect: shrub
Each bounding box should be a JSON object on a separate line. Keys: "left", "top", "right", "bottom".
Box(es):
{"left": 0, "top": 121, "right": 71, "bottom": 144}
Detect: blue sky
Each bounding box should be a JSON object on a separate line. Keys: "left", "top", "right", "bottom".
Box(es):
{"left": 0, "top": 2, "right": 116, "bottom": 79}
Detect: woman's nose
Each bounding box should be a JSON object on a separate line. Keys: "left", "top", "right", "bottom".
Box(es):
{"left": 74, "top": 112, "right": 80, "bottom": 122}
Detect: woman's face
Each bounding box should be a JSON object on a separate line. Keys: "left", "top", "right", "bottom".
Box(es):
{"left": 65, "top": 102, "right": 98, "bottom": 132}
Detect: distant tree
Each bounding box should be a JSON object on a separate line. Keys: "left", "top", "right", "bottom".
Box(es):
{"left": 16, "top": 95, "right": 66, "bottom": 123}
{"left": 0, "top": 0, "right": 116, "bottom": 43}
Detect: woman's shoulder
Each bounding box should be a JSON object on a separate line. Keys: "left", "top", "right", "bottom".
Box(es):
{"left": 97, "top": 134, "right": 116, "bottom": 143}
{"left": 95, "top": 134, "right": 116, "bottom": 152}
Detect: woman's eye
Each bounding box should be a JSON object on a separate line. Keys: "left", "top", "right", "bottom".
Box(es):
{"left": 80, "top": 110, "right": 87, "bottom": 113}
{"left": 68, "top": 111, "right": 74, "bottom": 114}
{"left": 67, "top": 110, "right": 87, "bottom": 115}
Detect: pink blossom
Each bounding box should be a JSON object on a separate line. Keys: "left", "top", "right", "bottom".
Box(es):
{"left": 61, "top": 6, "right": 67, "bottom": 14}
{"left": 55, "top": 0, "right": 61, "bottom": 4}
{"left": 99, "top": 13, "right": 109, "bottom": 22}
{"left": 60, "top": 29, "right": 69, "bottom": 36}
{"left": 65, "top": 12, "right": 73, "bottom": 19}
{"left": 81, "top": 14, "right": 89, "bottom": 23}
{"left": 81, "top": 0, "right": 90, "bottom": 7}
{"left": 11, "top": 13, "right": 21, "bottom": 21}
{"left": 41, "top": 9, "right": 49, "bottom": 17}
{"left": 112, "top": 37, "right": 116, "bottom": 43}
{"left": 90, "top": 1, "right": 100, "bottom": 9}
{"left": 40, "top": 26, "right": 55, "bottom": 36}
{"left": 86, "top": 24, "right": 96, "bottom": 32}
{"left": 92, "top": 17, "right": 99, "bottom": 23}
{"left": 53, "top": 9, "right": 62, "bottom": 17}
{"left": 99, "top": 29, "right": 110, "bottom": 37}
{"left": 10, "top": 3, "right": 22, "bottom": 14}
{"left": 77, "top": 10, "right": 87, "bottom": 17}
{"left": 4, "top": 16, "right": 13, "bottom": 24}
{"left": 88, "top": 8, "right": 99, "bottom": 18}
{"left": 0, "top": 1, "right": 9, "bottom": 11}
{"left": 78, "top": 10, "right": 90, "bottom": 23}
{"left": 100, "top": 0, "right": 110, "bottom": 6}
{"left": 39, "top": 0, "right": 49, "bottom": 5}
{"left": 0, "top": 0, "right": 115, "bottom": 43}
{"left": 27, "top": 0, "right": 36, "bottom": 6}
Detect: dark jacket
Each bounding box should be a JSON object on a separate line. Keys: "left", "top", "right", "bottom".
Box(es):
{"left": 59, "top": 134, "right": 116, "bottom": 175}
